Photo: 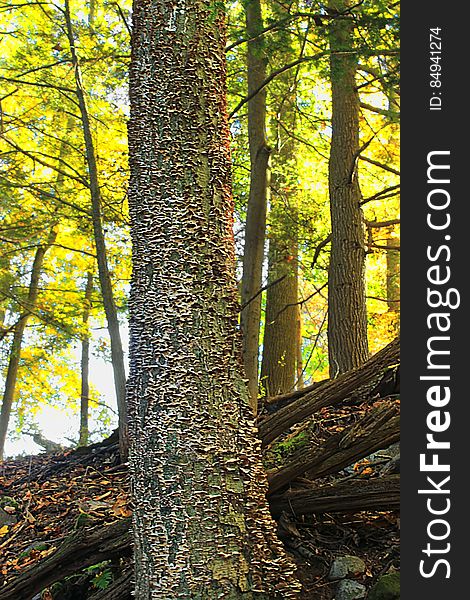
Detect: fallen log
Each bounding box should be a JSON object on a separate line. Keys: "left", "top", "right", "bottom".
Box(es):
{"left": 270, "top": 475, "right": 400, "bottom": 517}
{"left": 267, "top": 400, "right": 400, "bottom": 495}
{"left": 23, "top": 431, "right": 69, "bottom": 454}
{"left": 259, "top": 337, "right": 399, "bottom": 447}
{"left": 72, "top": 428, "right": 120, "bottom": 455}
{"left": 0, "top": 519, "right": 131, "bottom": 600}
{"left": 261, "top": 379, "right": 329, "bottom": 414}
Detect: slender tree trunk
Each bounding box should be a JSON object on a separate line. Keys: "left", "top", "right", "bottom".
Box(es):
{"left": 78, "top": 272, "right": 93, "bottom": 447}
{"left": 296, "top": 311, "right": 304, "bottom": 388}
{"left": 386, "top": 234, "right": 400, "bottom": 315}
{"left": 260, "top": 27, "right": 301, "bottom": 397}
{"left": 240, "top": 0, "right": 270, "bottom": 409}
{"left": 260, "top": 237, "right": 299, "bottom": 397}
{"left": 64, "top": 0, "right": 128, "bottom": 458}
{"left": 0, "top": 115, "right": 72, "bottom": 458}
{"left": 127, "top": 1, "right": 300, "bottom": 597}
{"left": 327, "top": 0, "right": 369, "bottom": 377}
{"left": 0, "top": 228, "right": 57, "bottom": 460}
{"left": 0, "top": 256, "right": 10, "bottom": 334}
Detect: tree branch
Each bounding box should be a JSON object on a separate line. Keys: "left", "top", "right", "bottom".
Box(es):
{"left": 364, "top": 218, "right": 400, "bottom": 228}
{"left": 360, "top": 184, "right": 400, "bottom": 206}
{"left": 0, "top": 75, "right": 75, "bottom": 94}
{"left": 239, "top": 275, "right": 287, "bottom": 311}
{"left": 1, "top": 135, "right": 89, "bottom": 187}
{"left": 360, "top": 154, "right": 399, "bottom": 176}
{"left": 229, "top": 48, "right": 399, "bottom": 119}
{"left": 311, "top": 234, "right": 332, "bottom": 269}
{"left": 360, "top": 101, "right": 399, "bottom": 120}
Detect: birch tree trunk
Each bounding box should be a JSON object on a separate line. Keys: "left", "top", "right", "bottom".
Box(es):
{"left": 327, "top": 0, "right": 369, "bottom": 376}
{"left": 127, "top": 0, "right": 299, "bottom": 597}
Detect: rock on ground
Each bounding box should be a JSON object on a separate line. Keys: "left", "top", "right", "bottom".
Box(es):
{"left": 335, "top": 578, "right": 367, "bottom": 600}
{"left": 329, "top": 555, "right": 367, "bottom": 580}
{"left": 367, "top": 572, "right": 400, "bottom": 600}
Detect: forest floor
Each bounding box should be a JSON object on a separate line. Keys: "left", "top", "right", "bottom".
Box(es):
{"left": 0, "top": 433, "right": 399, "bottom": 599}
{"left": 291, "top": 510, "right": 399, "bottom": 599}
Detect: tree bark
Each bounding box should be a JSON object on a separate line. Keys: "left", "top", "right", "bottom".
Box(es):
{"left": 260, "top": 3, "right": 302, "bottom": 399}
{"left": 79, "top": 272, "right": 93, "bottom": 447}
{"left": 260, "top": 239, "right": 299, "bottom": 397}
{"left": 64, "top": 0, "right": 128, "bottom": 459}
{"left": 0, "top": 228, "right": 57, "bottom": 460}
{"left": 296, "top": 312, "right": 304, "bottom": 389}
{"left": 270, "top": 475, "right": 400, "bottom": 517}
{"left": 259, "top": 336, "right": 399, "bottom": 447}
{"left": 127, "top": 1, "right": 299, "bottom": 597}
{"left": 240, "top": 0, "right": 271, "bottom": 409}
{"left": 267, "top": 400, "right": 400, "bottom": 494}
{"left": 327, "top": 0, "right": 369, "bottom": 377}
{"left": 260, "top": 121, "right": 299, "bottom": 398}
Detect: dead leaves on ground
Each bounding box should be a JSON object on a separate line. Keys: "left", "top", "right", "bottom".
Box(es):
{"left": 0, "top": 450, "right": 130, "bottom": 586}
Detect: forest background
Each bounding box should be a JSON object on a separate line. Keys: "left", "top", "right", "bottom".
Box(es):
{"left": 0, "top": 0, "right": 399, "bottom": 458}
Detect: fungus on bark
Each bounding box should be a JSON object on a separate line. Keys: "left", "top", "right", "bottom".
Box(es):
{"left": 127, "top": 0, "right": 300, "bottom": 597}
